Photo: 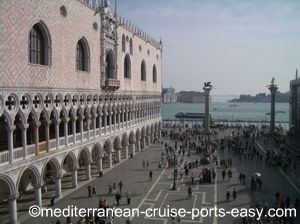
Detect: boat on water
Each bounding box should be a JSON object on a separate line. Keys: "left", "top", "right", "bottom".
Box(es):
{"left": 175, "top": 112, "right": 206, "bottom": 119}
{"left": 229, "top": 104, "right": 238, "bottom": 107}
{"left": 266, "top": 111, "right": 286, "bottom": 115}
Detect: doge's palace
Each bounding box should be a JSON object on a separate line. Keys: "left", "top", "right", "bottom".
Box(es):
{"left": 0, "top": 0, "right": 162, "bottom": 223}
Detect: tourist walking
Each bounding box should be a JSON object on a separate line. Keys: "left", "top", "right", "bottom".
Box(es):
{"left": 227, "top": 169, "right": 232, "bottom": 181}
{"left": 108, "top": 182, "right": 113, "bottom": 195}
{"left": 126, "top": 191, "right": 132, "bottom": 205}
{"left": 187, "top": 185, "right": 192, "bottom": 199}
{"left": 149, "top": 170, "right": 153, "bottom": 182}
{"left": 92, "top": 183, "right": 96, "bottom": 197}
{"left": 233, "top": 188, "right": 237, "bottom": 200}
{"left": 87, "top": 184, "right": 92, "bottom": 198}
{"left": 226, "top": 187, "right": 231, "bottom": 201}
{"left": 142, "top": 160, "right": 146, "bottom": 169}
{"left": 222, "top": 170, "right": 226, "bottom": 180}
{"left": 115, "top": 191, "right": 121, "bottom": 206}
{"left": 118, "top": 180, "right": 124, "bottom": 195}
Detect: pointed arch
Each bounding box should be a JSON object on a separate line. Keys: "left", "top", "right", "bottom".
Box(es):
{"left": 152, "top": 64, "right": 157, "bottom": 83}
{"left": 105, "top": 50, "right": 115, "bottom": 79}
{"left": 122, "top": 34, "right": 126, "bottom": 52}
{"left": 124, "top": 54, "right": 131, "bottom": 79}
{"left": 141, "top": 59, "right": 146, "bottom": 81}
{"left": 29, "top": 20, "right": 52, "bottom": 65}
{"left": 129, "top": 38, "right": 133, "bottom": 55}
{"left": 76, "top": 37, "right": 90, "bottom": 72}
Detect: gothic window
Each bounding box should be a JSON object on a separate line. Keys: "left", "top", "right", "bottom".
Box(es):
{"left": 105, "top": 50, "right": 115, "bottom": 79}
{"left": 141, "top": 60, "right": 146, "bottom": 81}
{"left": 153, "top": 65, "right": 157, "bottom": 83}
{"left": 124, "top": 54, "right": 131, "bottom": 79}
{"left": 76, "top": 38, "right": 90, "bottom": 72}
{"left": 122, "top": 34, "right": 126, "bottom": 52}
{"left": 130, "top": 38, "right": 133, "bottom": 55}
{"left": 29, "top": 22, "right": 51, "bottom": 65}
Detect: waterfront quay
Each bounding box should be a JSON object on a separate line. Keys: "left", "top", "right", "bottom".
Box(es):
{"left": 3, "top": 123, "right": 298, "bottom": 224}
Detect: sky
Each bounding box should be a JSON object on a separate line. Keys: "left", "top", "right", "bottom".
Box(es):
{"left": 116, "top": 0, "right": 300, "bottom": 95}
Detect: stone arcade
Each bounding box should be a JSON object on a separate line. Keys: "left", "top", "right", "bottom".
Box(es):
{"left": 0, "top": 0, "right": 162, "bottom": 223}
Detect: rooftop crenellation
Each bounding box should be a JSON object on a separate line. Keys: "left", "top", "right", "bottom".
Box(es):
{"left": 77, "top": 0, "right": 162, "bottom": 49}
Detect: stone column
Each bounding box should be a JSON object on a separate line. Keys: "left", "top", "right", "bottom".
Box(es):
{"left": 80, "top": 116, "right": 84, "bottom": 141}
{"left": 124, "top": 145, "right": 129, "bottom": 159}
{"left": 203, "top": 85, "right": 212, "bottom": 134}
{"left": 93, "top": 116, "right": 96, "bottom": 138}
{"left": 113, "top": 112, "right": 116, "bottom": 131}
{"left": 34, "top": 185, "right": 42, "bottom": 207}
{"left": 64, "top": 118, "right": 69, "bottom": 147}
{"left": 130, "top": 142, "right": 135, "bottom": 156}
{"left": 140, "top": 137, "right": 145, "bottom": 151}
{"left": 8, "top": 126, "right": 16, "bottom": 164}
{"left": 97, "top": 156, "right": 103, "bottom": 173}
{"left": 85, "top": 163, "right": 91, "bottom": 180}
{"left": 108, "top": 153, "right": 113, "bottom": 168}
{"left": 104, "top": 114, "right": 107, "bottom": 134}
{"left": 136, "top": 139, "right": 140, "bottom": 152}
{"left": 55, "top": 175, "right": 62, "bottom": 198}
{"left": 71, "top": 168, "right": 78, "bottom": 188}
{"left": 34, "top": 122, "right": 40, "bottom": 156}
{"left": 125, "top": 111, "right": 128, "bottom": 127}
{"left": 22, "top": 124, "right": 29, "bottom": 160}
{"left": 55, "top": 119, "right": 60, "bottom": 150}
{"left": 117, "top": 149, "right": 121, "bottom": 162}
{"left": 108, "top": 113, "right": 112, "bottom": 132}
{"left": 117, "top": 112, "right": 120, "bottom": 128}
{"left": 151, "top": 133, "right": 154, "bottom": 144}
{"left": 9, "top": 195, "right": 17, "bottom": 224}
{"left": 268, "top": 84, "right": 278, "bottom": 136}
{"left": 98, "top": 115, "right": 102, "bottom": 136}
{"left": 72, "top": 117, "right": 77, "bottom": 145}
{"left": 122, "top": 111, "right": 125, "bottom": 128}
{"left": 86, "top": 117, "right": 90, "bottom": 140}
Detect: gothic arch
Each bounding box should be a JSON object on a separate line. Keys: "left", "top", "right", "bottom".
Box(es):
{"left": 16, "top": 164, "right": 42, "bottom": 194}
{"left": 105, "top": 50, "right": 116, "bottom": 79}
{"left": 28, "top": 20, "right": 52, "bottom": 65}
{"left": 141, "top": 59, "right": 146, "bottom": 81}
{"left": 152, "top": 64, "right": 157, "bottom": 83}
{"left": 124, "top": 54, "right": 131, "bottom": 79}
{"left": 0, "top": 174, "right": 16, "bottom": 196}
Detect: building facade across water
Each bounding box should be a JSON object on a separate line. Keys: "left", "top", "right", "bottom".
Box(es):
{"left": 0, "top": 0, "right": 162, "bottom": 223}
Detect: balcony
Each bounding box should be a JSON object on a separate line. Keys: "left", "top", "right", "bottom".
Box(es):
{"left": 103, "top": 78, "right": 120, "bottom": 91}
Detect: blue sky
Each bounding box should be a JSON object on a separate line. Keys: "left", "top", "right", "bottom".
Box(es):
{"left": 117, "top": 0, "right": 300, "bottom": 95}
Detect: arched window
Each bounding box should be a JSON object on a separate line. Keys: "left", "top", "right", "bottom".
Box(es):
{"left": 29, "top": 22, "right": 51, "bottom": 65}
{"left": 129, "top": 38, "right": 133, "bottom": 55}
{"left": 105, "top": 50, "right": 115, "bottom": 79}
{"left": 124, "top": 54, "right": 131, "bottom": 79}
{"left": 153, "top": 65, "right": 157, "bottom": 83}
{"left": 141, "top": 60, "right": 146, "bottom": 81}
{"left": 122, "top": 34, "right": 126, "bottom": 52}
{"left": 76, "top": 38, "right": 90, "bottom": 72}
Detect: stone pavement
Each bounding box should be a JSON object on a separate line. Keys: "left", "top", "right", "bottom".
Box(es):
{"left": 23, "top": 142, "right": 166, "bottom": 224}
{"left": 17, "top": 129, "right": 300, "bottom": 224}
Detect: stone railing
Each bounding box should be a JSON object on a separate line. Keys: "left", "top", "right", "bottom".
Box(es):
{"left": 0, "top": 114, "right": 161, "bottom": 166}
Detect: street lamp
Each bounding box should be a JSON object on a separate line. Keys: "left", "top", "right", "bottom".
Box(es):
{"left": 172, "top": 153, "right": 177, "bottom": 190}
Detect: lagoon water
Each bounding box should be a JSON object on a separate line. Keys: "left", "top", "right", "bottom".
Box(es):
{"left": 161, "top": 96, "right": 289, "bottom": 125}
